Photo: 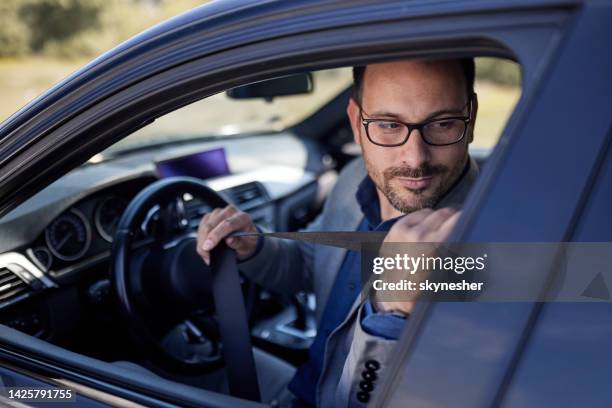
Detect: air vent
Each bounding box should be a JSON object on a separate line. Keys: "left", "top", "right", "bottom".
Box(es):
{"left": 224, "top": 182, "right": 268, "bottom": 210}
{"left": 181, "top": 183, "right": 268, "bottom": 228}
{"left": 0, "top": 267, "right": 30, "bottom": 303}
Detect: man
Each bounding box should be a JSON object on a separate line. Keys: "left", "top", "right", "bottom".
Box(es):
{"left": 197, "top": 58, "right": 479, "bottom": 406}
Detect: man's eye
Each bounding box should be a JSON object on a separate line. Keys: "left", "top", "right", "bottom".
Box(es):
{"left": 432, "top": 120, "right": 454, "bottom": 129}
{"left": 376, "top": 121, "right": 402, "bottom": 130}
{"left": 429, "top": 119, "right": 462, "bottom": 130}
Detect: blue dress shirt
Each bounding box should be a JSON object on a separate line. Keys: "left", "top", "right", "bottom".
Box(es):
{"left": 287, "top": 176, "right": 407, "bottom": 405}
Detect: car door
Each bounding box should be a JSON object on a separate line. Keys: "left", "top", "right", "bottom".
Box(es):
{"left": 374, "top": 0, "right": 612, "bottom": 407}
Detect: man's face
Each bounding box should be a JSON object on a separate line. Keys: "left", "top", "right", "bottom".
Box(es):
{"left": 347, "top": 60, "right": 476, "bottom": 214}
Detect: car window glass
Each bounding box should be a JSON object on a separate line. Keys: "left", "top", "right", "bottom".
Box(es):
{"left": 472, "top": 58, "right": 520, "bottom": 150}
{"left": 99, "top": 58, "right": 520, "bottom": 159}
{"left": 103, "top": 68, "right": 353, "bottom": 155}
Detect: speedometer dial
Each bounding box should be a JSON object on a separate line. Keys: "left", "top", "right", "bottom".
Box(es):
{"left": 95, "top": 196, "right": 127, "bottom": 242}
{"left": 45, "top": 209, "right": 91, "bottom": 262}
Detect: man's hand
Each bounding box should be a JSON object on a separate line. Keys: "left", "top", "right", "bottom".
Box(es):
{"left": 373, "top": 207, "right": 461, "bottom": 315}
{"left": 196, "top": 205, "right": 259, "bottom": 265}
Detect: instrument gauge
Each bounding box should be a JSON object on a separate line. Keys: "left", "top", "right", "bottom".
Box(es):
{"left": 95, "top": 196, "right": 127, "bottom": 242}
{"left": 45, "top": 209, "right": 91, "bottom": 262}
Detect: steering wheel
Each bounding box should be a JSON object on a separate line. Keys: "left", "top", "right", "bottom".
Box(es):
{"left": 110, "top": 177, "right": 255, "bottom": 376}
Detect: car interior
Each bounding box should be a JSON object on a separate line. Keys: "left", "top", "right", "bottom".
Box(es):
{"left": 0, "top": 57, "right": 520, "bottom": 402}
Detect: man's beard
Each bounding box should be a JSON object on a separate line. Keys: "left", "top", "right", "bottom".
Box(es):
{"left": 365, "top": 156, "right": 467, "bottom": 214}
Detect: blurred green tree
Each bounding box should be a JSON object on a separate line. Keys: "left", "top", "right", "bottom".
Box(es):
{"left": 0, "top": 0, "right": 31, "bottom": 56}
{"left": 0, "top": 0, "right": 121, "bottom": 57}
{"left": 476, "top": 58, "right": 521, "bottom": 87}
{"left": 18, "top": 0, "right": 105, "bottom": 52}
{"left": 0, "top": 0, "right": 204, "bottom": 59}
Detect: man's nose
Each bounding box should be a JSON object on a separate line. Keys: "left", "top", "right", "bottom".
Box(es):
{"left": 398, "top": 128, "right": 431, "bottom": 168}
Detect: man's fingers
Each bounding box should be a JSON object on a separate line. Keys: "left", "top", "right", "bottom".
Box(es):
{"left": 196, "top": 204, "right": 259, "bottom": 265}
{"left": 412, "top": 208, "right": 460, "bottom": 242}
{"left": 385, "top": 207, "right": 459, "bottom": 244}
{"left": 419, "top": 207, "right": 458, "bottom": 233}
{"left": 205, "top": 205, "right": 237, "bottom": 227}
{"left": 202, "top": 212, "right": 246, "bottom": 251}
{"left": 437, "top": 210, "right": 462, "bottom": 238}
{"left": 399, "top": 208, "right": 434, "bottom": 228}
{"left": 201, "top": 254, "right": 210, "bottom": 265}
{"left": 225, "top": 235, "right": 254, "bottom": 254}
{"left": 198, "top": 215, "right": 215, "bottom": 241}
{"left": 197, "top": 205, "right": 238, "bottom": 262}
{"left": 196, "top": 213, "right": 211, "bottom": 260}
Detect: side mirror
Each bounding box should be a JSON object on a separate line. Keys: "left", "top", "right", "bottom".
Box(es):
{"left": 227, "top": 73, "right": 313, "bottom": 101}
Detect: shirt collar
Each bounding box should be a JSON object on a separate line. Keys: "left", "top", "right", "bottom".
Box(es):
{"left": 355, "top": 176, "right": 382, "bottom": 228}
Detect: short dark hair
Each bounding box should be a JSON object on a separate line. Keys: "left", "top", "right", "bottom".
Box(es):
{"left": 352, "top": 58, "right": 475, "bottom": 104}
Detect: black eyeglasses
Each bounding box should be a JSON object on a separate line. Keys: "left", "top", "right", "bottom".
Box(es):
{"left": 360, "top": 97, "right": 473, "bottom": 147}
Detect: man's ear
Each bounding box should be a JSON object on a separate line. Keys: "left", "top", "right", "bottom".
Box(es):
{"left": 347, "top": 97, "right": 362, "bottom": 146}
{"left": 467, "top": 93, "right": 479, "bottom": 144}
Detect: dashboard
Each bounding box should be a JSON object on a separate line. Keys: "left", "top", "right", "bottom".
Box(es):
{"left": 27, "top": 176, "right": 154, "bottom": 277}
{"left": 0, "top": 133, "right": 334, "bottom": 340}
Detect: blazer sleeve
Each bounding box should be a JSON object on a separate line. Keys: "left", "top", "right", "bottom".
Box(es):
{"left": 238, "top": 156, "right": 367, "bottom": 296}
{"left": 318, "top": 302, "right": 398, "bottom": 407}
{"left": 237, "top": 203, "right": 324, "bottom": 295}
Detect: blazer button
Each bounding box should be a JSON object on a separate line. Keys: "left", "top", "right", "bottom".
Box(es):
{"left": 362, "top": 370, "right": 377, "bottom": 381}
{"left": 357, "top": 391, "right": 370, "bottom": 403}
{"left": 359, "top": 380, "right": 374, "bottom": 392}
{"left": 365, "top": 360, "right": 380, "bottom": 371}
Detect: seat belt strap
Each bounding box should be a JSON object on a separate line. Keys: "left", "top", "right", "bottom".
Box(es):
{"left": 210, "top": 243, "right": 261, "bottom": 402}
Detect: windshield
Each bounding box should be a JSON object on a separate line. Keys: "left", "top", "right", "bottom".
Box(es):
{"left": 103, "top": 68, "right": 353, "bottom": 155}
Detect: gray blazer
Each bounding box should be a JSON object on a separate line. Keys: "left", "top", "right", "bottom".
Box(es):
{"left": 240, "top": 156, "right": 478, "bottom": 407}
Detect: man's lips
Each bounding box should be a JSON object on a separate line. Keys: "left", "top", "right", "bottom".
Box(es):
{"left": 396, "top": 176, "right": 434, "bottom": 190}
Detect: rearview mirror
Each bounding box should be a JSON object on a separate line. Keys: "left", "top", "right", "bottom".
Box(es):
{"left": 227, "top": 73, "right": 313, "bottom": 100}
